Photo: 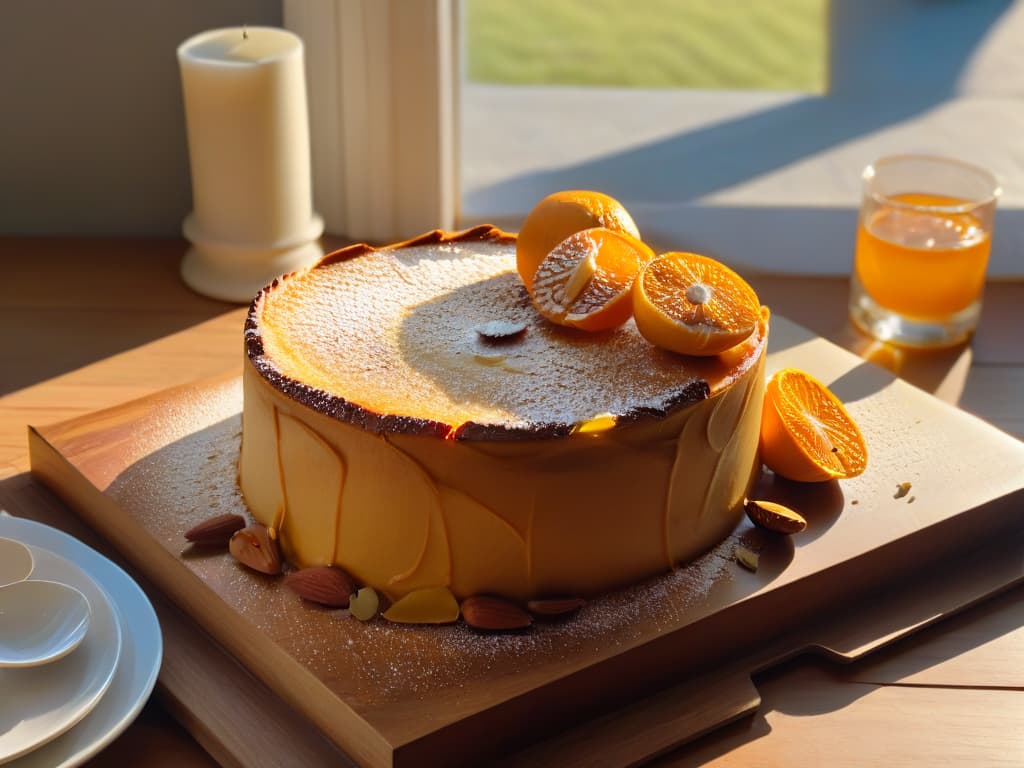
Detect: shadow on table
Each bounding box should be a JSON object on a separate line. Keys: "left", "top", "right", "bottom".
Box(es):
{"left": 0, "top": 239, "right": 240, "bottom": 397}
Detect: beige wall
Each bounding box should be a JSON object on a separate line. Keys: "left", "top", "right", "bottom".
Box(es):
{"left": 0, "top": 0, "right": 282, "bottom": 236}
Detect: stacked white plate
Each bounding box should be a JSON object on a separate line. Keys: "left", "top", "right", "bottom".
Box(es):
{"left": 0, "top": 514, "right": 162, "bottom": 768}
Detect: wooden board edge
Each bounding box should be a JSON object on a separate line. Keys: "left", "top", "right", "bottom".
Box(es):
{"left": 495, "top": 672, "right": 760, "bottom": 768}
{"left": 29, "top": 370, "right": 241, "bottom": 441}
{"left": 803, "top": 528, "right": 1024, "bottom": 662}
{"left": 23, "top": 362, "right": 1024, "bottom": 768}
{"left": 150, "top": 590, "right": 356, "bottom": 768}
{"left": 494, "top": 528, "right": 1023, "bottom": 767}
{"left": 27, "top": 425, "right": 395, "bottom": 768}
{"left": 410, "top": 485, "right": 1023, "bottom": 765}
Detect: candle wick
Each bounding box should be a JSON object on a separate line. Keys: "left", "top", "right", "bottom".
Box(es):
{"left": 243, "top": 25, "right": 248, "bottom": 40}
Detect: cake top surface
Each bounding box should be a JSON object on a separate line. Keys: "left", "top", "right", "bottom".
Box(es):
{"left": 247, "top": 227, "right": 766, "bottom": 438}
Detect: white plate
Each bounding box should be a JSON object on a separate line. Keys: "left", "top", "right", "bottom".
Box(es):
{"left": 0, "top": 516, "right": 161, "bottom": 768}
{"left": 0, "top": 540, "right": 121, "bottom": 763}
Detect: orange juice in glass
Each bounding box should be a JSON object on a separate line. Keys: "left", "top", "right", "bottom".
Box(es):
{"left": 849, "top": 155, "right": 999, "bottom": 347}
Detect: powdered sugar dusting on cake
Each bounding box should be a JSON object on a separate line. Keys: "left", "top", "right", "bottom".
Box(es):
{"left": 254, "top": 240, "right": 760, "bottom": 429}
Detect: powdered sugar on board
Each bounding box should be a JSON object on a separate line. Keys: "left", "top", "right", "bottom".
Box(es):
{"left": 105, "top": 381, "right": 753, "bottom": 706}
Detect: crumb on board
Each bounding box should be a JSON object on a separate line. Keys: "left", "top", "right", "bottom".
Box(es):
{"left": 894, "top": 482, "right": 912, "bottom": 500}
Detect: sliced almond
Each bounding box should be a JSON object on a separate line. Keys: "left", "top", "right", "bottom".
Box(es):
{"left": 284, "top": 566, "right": 356, "bottom": 608}
{"left": 744, "top": 499, "right": 807, "bottom": 534}
{"left": 561, "top": 248, "right": 598, "bottom": 304}
{"left": 475, "top": 320, "right": 528, "bottom": 342}
{"left": 383, "top": 586, "right": 460, "bottom": 624}
{"left": 735, "top": 546, "right": 760, "bottom": 572}
{"left": 229, "top": 524, "right": 282, "bottom": 575}
{"left": 527, "top": 597, "right": 586, "bottom": 617}
{"left": 184, "top": 513, "right": 246, "bottom": 548}
{"left": 461, "top": 595, "right": 532, "bottom": 631}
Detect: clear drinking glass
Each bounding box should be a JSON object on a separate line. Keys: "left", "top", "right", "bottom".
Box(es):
{"left": 848, "top": 155, "right": 1000, "bottom": 348}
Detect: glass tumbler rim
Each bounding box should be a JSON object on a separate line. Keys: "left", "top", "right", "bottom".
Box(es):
{"left": 862, "top": 154, "right": 1002, "bottom": 214}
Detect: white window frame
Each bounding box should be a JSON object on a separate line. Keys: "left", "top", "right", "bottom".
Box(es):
{"left": 284, "top": 0, "right": 457, "bottom": 243}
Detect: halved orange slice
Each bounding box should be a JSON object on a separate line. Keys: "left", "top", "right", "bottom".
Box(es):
{"left": 633, "top": 252, "right": 761, "bottom": 356}
{"left": 760, "top": 368, "right": 868, "bottom": 483}
{"left": 517, "top": 190, "right": 641, "bottom": 291}
{"left": 530, "top": 227, "right": 652, "bottom": 332}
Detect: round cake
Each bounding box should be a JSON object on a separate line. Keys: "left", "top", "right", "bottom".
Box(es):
{"left": 240, "top": 226, "right": 768, "bottom": 601}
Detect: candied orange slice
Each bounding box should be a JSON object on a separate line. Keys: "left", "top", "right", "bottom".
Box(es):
{"left": 760, "top": 368, "right": 868, "bottom": 483}
{"left": 530, "top": 227, "right": 651, "bottom": 332}
{"left": 517, "top": 190, "right": 642, "bottom": 291}
{"left": 633, "top": 252, "right": 761, "bottom": 356}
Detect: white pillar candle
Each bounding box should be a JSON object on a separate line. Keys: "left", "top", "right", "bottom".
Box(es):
{"left": 178, "top": 26, "right": 323, "bottom": 302}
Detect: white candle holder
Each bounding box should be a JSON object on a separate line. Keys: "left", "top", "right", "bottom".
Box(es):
{"left": 180, "top": 214, "right": 323, "bottom": 304}
{"left": 178, "top": 27, "right": 323, "bottom": 303}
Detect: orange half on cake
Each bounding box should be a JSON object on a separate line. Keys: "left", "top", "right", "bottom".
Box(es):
{"left": 240, "top": 226, "right": 770, "bottom": 602}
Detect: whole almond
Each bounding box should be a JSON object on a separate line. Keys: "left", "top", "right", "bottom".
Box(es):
{"left": 527, "top": 597, "right": 586, "bottom": 617}
{"left": 744, "top": 499, "right": 807, "bottom": 534}
{"left": 184, "top": 513, "right": 246, "bottom": 548}
{"left": 461, "top": 596, "right": 532, "bottom": 631}
{"left": 229, "top": 524, "right": 282, "bottom": 575}
{"left": 284, "top": 567, "right": 356, "bottom": 608}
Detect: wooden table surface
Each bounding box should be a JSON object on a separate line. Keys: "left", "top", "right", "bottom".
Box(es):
{"left": 1, "top": 238, "right": 1021, "bottom": 767}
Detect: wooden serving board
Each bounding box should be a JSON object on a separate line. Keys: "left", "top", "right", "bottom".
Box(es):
{"left": 28, "top": 316, "right": 1024, "bottom": 767}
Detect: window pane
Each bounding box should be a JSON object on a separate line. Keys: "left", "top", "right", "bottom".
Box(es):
{"left": 459, "top": 1, "right": 1022, "bottom": 278}
{"left": 465, "top": 0, "right": 828, "bottom": 93}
